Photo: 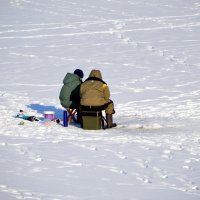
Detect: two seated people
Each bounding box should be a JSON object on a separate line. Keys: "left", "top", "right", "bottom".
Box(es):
{"left": 59, "top": 69, "right": 116, "bottom": 129}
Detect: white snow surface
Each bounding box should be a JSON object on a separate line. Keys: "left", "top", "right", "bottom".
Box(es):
{"left": 1, "top": 0, "right": 200, "bottom": 199}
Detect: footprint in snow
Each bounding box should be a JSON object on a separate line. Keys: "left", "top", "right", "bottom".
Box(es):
{"left": 78, "top": 144, "right": 98, "bottom": 151}
{"left": 0, "top": 184, "right": 8, "bottom": 189}
{"left": 0, "top": 142, "right": 6, "bottom": 146}
{"left": 192, "top": 186, "right": 199, "bottom": 190}
{"left": 137, "top": 177, "right": 152, "bottom": 184}
{"left": 109, "top": 168, "right": 127, "bottom": 175}
{"left": 52, "top": 140, "right": 63, "bottom": 144}
{"left": 122, "top": 37, "right": 131, "bottom": 44}
{"left": 35, "top": 156, "right": 43, "bottom": 162}
{"left": 30, "top": 153, "right": 43, "bottom": 162}
{"left": 146, "top": 45, "right": 155, "bottom": 52}
{"left": 117, "top": 152, "right": 127, "bottom": 160}
{"left": 144, "top": 178, "right": 152, "bottom": 183}
{"left": 161, "top": 149, "right": 173, "bottom": 159}
{"left": 161, "top": 174, "right": 168, "bottom": 179}
{"left": 184, "top": 159, "right": 192, "bottom": 164}
{"left": 182, "top": 165, "right": 190, "bottom": 169}
{"left": 152, "top": 167, "right": 169, "bottom": 179}
{"left": 114, "top": 22, "right": 126, "bottom": 30}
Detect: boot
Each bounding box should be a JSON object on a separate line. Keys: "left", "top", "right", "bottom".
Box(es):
{"left": 106, "top": 114, "right": 117, "bottom": 128}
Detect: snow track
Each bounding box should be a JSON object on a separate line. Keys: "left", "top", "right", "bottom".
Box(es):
{"left": 0, "top": 91, "right": 200, "bottom": 199}
{"left": 0, "top": 0, "right": 200, "bottom": 199}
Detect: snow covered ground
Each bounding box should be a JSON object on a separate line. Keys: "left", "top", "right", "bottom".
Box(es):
{"left": 0, "top": 0, "right": 200, "bottom": 199}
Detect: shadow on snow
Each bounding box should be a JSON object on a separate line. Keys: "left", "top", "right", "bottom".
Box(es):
{"left": 27, "top": 104, "right": 64, "bottom": 120}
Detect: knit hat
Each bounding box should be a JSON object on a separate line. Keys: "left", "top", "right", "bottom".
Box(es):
{"left": 74, "top": 69, "right": 84, "bottom": 79}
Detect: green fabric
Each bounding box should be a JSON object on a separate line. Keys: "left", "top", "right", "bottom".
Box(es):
{"left": 82, "top": 111, "right": 102, "bottom": 130}
{"left": 59, "top": 73, "right": 82, "bottom": 109}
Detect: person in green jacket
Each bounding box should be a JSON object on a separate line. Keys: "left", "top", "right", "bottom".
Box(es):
{"left": 59, "top": 69, "right": 84, "bottom": 109}
{"left": 80, "top": 69, "right": 116, "bottom": 128}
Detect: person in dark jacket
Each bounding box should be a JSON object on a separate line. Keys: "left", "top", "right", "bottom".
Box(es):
{"left": 59, "top": 69, "right": 84, "bottom": 109}
{"left": 80, "top": 69, "right": 116, "bottom": 128}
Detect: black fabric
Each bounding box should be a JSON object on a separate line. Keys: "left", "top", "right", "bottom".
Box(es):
{"left": 80, "top": 101, "right": 112, "bottom": 111}
{"left": 74, "top": 69, "right": 84, "bottom": 78}
{"left": 84, "top": 77, "right": 107, "bottom": 84}
{"left": 27, "top": 116, "right": 39, "bottom": 121}
{"left": 101, "top": 115, "right": 107, "bottom": 129}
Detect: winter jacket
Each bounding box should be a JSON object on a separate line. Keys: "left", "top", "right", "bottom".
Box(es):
{"left": 80, "top": 70, "right": 110, "bottom": 106}
{"left": 59, "top": 73, "right": 82, "bottom": 109}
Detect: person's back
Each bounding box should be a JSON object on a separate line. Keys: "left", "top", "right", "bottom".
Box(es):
{"left": 59, "top": 69, "right": 84, "bottom": 109}
{"left": 80, "top": 69, "right": 116, "bottom": 128}
{"left": 80, "top": 69, "right": 110, "bottom": 106}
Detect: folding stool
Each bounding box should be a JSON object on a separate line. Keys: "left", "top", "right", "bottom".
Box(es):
{"left": 66, "top": 108, "right": 77, "bottom": 125}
